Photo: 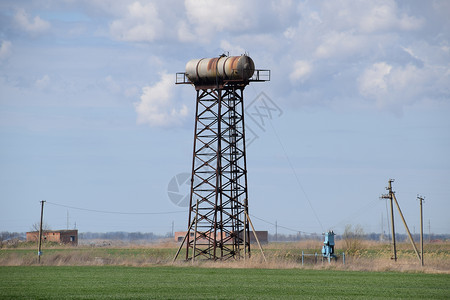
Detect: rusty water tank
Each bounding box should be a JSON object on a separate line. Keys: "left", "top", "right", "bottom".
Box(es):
{"left": 185, "top": 55, "right": 255, "bottom": 84}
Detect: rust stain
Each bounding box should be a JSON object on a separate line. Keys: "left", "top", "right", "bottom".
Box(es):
{"left": 207, "top": 58, "right": 219, "bottom": 72}
{"left": 229, "top": 57, "right": 239, "bottom": 71}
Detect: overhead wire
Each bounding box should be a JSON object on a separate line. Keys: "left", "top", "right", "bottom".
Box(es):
{"left": 329, "top": 197, "right": 382, "bottom": 230}
{"left": 250, "top": 213, "right": 316, "bottom": 235}
{"left": 45, "top": 201, "right": 185, "bottom": 215}
{"left": 246, "top": 90, "right": 388, "bottom": 235}
{"left": 46, "top": 201, "right": 316, "bottom": 236}
{"left": 267, "top": 119, "right": 324, "bottom": 231}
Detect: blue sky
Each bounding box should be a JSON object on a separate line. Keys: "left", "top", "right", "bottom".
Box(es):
{"left": 1, "top": 0, "right": 449, "bottom": 235}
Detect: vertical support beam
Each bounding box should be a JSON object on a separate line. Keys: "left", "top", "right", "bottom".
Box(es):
{"left": 185, "top": 89, "right": 201, "bottom": 261}
{"left": 418, "top": 196, "right": 424, "bottom": 266}
{"left": 213, "top": 89, "right": 222, "bottom": 260}
{"left": 389, "top": 195, "right": 397, "bottom": 261}
{"left": 38, "top": 200, "right": 46, "bottom": 263}
{"left": 275, "top": 220, "right": 278, "bottom": 242}
{"left": 172, "top": 221, "right": 174, "bottom": 238}
{"left": 385, "top": 179, "right": 397, "bottom": 262}
{"left": 192, "top": 199, "right": 199, "bottom": 263}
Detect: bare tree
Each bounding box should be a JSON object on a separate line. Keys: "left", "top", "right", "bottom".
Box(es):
{"left": 30, "top": 221, "right": 51, "bottom": 232}
{"left": 343, "top": 224, "right": 365, "bottom": 255}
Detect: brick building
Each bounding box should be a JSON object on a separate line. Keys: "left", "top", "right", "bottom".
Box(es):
{"left": 26, "top": 230, "right": 78, "bottom": 246}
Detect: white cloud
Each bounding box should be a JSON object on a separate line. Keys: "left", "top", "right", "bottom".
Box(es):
{"left": 358, "top": 61, "right": 449, "bottom": 113}
{"left": 283, "top": 27, "right": 296, "bottom": 40}
{"left": 290, "top": 60, "right": 313, "bottom": 83}
{"left": 314, "top": 31, "right": 369, "bottom": 59}
{"left": 134, "top": 72, "right": 188, "bottom": 127}
{"left": 110, "top": 1, "right": 163, "bottom": 42}
{"left": 125, "top": 86, "right": 139, "bottom": 98}
{"left": 358, "top": 62, "right": 392, "bottom": 98}
{"left": 358, "top": 2, "right": 402, "bottom": 32}
{"left": 220, "top": 40, "right": 245, "bottom": 56}
{"left": 0, "top": 40, "right": 12, "bottom": 60}
{"left": 35, "top": 75, "right": 51, "bottom": 90}
{"left": 103, "top": 75, "right": 121, "bottom": 94}
{"left": 184, "top": 0, "right": 255, "bottom": 41}
{"left": 2, "top": 0, "right": 447, "bottom": 116}
{"left": 321, "top": 0, "right": 424, "bottom": 33}
{"left": 14, "top": 9, "right": 50, "bottom": 35}
{"left": 177, "top": 20, "right": 196, "bottom": 43}
{"left": 101, "top": 75, "right": 139, "bottom": 98}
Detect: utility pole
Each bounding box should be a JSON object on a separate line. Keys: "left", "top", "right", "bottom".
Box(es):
{"left": 275, "top": 220, "right": 278, "bottom": 242}
{"left": 38, "top": 200, "right": 46, "bottom": 263}
{"left": 171, "top": 221, "right": 174, "bottom": 237}
{"left": 392, "top": 191, "right": 421, "bottom": 261}
{"left": 381, "top": 179, "right": 396, "bottom": 261}
{"left": 418, "top": 195, "right": 425, "bottom": 266}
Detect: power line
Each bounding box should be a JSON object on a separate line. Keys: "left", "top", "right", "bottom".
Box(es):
{"left": 329, "top": 197, "right": 381, "bottom": 229}
{"left": 47, "top": 202, "right": 316, "bottom": 236}
{"left": 268, "top": 120, "right": 324, "bottom": 231}
{"left": 46, "top": 201, "right": 185, "bottom": 215}
{"left": 250, "top": 213, "right": 316, "bottom": 235}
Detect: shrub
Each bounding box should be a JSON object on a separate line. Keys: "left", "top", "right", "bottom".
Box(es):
{"left": 342, "top": 224, "right": 365, "bottom": 255}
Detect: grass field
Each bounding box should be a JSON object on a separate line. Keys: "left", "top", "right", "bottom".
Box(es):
{"left": 0, "top": 241, "right": 449, "bottom": 298}
{"left": 1, "top": 240, "right": 449, "bottom": 273}
{"left": 1, "top": 266, "right": 449, "bottom": 299}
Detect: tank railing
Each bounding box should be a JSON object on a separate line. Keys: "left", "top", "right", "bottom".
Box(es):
{"left": 175, "top": 69, "right": 271, "bottom": 85}
{"left": 176, "top": 72, "right": 192, "bottom": 84}
{"left": 249, "top": 69, "right": 270, "bottom": 82}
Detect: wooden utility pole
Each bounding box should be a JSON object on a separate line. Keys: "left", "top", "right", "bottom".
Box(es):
{"left": 381, "top": 179, "right": 422, "bottom": 263}
{"left": 171, "top": 221, "right": 174, "bottom": 237}
{"left": 392, "top": 192, "right": 421, "bottom": 261}
{"left": 418, "top": 195, "right": 425, "bottom": 266}
{"left": 38, "top": 200, "right": 46, "bottom": 263}
{"left": 275, "top": 220, "right": 278, "bottom": 242}
{"left": 381, "top": 179, "right": 396, "bottom": 261}
{"left": 428, "top": 219, "right": 431, "bottom": 242}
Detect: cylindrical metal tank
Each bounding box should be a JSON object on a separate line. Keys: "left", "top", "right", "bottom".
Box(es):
{"left": 185, "top": 55, "right": 255, "bottom": 84}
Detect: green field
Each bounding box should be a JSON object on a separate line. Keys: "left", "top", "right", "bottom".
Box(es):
{"left": 0, "top": 266, "right": 448, "bottom": 299}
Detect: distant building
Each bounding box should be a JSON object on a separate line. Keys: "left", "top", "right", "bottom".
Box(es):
{"left": 26, "top": 230, "right": 78, "bottom": 246}
{"left": 174, "top": 231, "right": 268, "bottom": 244}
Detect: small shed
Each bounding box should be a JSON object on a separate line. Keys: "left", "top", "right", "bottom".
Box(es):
{"left": 26, "top": 230, "right": 78, "bottom": 246}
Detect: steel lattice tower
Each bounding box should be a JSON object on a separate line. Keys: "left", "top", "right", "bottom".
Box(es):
{"left": 174, "top": 55, "right": 269, "bottom": 261}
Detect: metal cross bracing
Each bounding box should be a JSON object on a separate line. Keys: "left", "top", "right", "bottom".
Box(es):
{"left": 185, "top": 86, "right": 251, "bottom": 261}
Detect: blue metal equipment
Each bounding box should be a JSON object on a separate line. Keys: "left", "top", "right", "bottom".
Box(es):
{"left": 322, "top": 231, "right": 336, "bottom": 262}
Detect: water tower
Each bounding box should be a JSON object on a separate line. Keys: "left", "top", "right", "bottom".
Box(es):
{"left": 174, "top": 54, "right": 270, "bottom": 261}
